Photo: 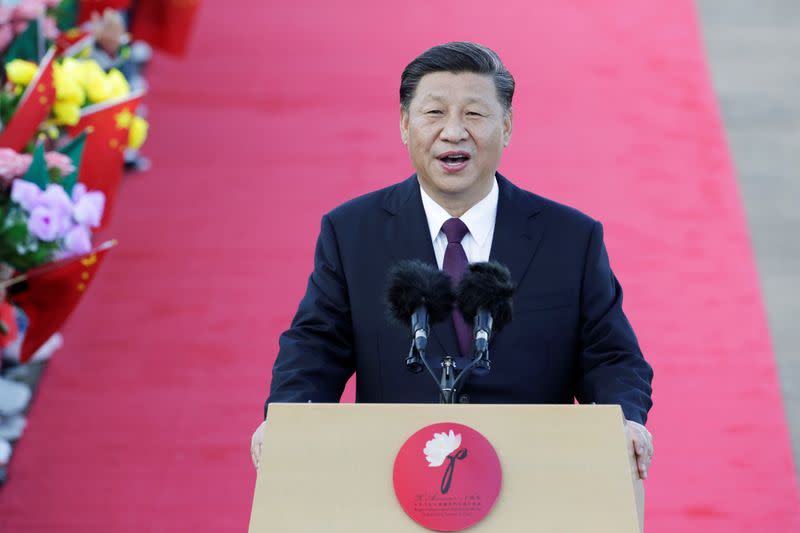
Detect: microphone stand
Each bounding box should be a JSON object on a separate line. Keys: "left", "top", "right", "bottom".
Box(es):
{"left": 439, "top": 356, "right": 457, "bottom": 404}
{"left": 412, "top": 342, "right": 448, "bottom": 401}
{"left": 411, "top": 341, "right": 491, "bottom": 405}
{"left": 450, "top": 348, "right": 489, "bottom": 402}
{"left": 411, "top": 344, "right": 465, "bottom": 405}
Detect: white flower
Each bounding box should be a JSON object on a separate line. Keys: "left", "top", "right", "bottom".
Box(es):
{"left": 71, "top": 183, "right": 105, "bottom": 228}
{"left": 10, "top": 179, "right": 42, "bottom": 211}
{"left": 41, "top": 184, "right": 73, "bottom": 216}
{"left": 423, "top": 430, "right": 462, "bottom": 468}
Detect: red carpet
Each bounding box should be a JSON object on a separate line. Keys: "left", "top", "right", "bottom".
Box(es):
{"left": 1, "top": 1, "right": 799, "bottom": 531}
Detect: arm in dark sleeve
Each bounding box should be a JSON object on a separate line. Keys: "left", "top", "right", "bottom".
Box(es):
{"left": 264, "top": 214, "right": 355, "bottom": 418}
{"left": 575, "top": 221, "right": 653, "bottom": 425}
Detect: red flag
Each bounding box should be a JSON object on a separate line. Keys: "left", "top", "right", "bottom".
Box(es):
{"left": 0, "top": 47, "right": 57, "bottom": 152}
{"left": 8, "top": 240, "right": 117, "bottom": 362}
{"left": 131, "top": 0, "right": 202, "bottom": 57}
{"left": 78, "top": 1, "right": 133, "bottom": 23}
{"left": 55, "top": 28, "right": 93, "bottom": 56}
{"left": 0, "top": 302, "right": 19, "bottom": 349}
{"left": 67, "top": 92, "right": 143, "bottom": 231}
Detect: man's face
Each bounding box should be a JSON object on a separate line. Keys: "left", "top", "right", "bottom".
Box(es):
{"left": 400, "top": 71, "right": 512, "bottom": 206}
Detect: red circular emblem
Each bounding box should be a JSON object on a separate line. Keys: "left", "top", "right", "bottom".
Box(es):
{"left": 393, "top": 422, "right": 502, "bottom": 531}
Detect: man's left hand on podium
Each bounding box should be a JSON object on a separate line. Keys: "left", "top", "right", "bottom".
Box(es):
{"left": 625, "top": 420, "right": 653, "bottom": 480}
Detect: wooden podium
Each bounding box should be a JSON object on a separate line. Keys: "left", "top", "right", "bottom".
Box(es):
{"left": 249, "top": 403, "right": 644, "bottom": 532}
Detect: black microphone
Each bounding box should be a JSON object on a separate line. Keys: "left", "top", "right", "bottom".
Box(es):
{"left": 386, "top": 259, "right": 455, "bottom": 372}
{"left": 456, "top": 262, "right": 514, "bottom": 373}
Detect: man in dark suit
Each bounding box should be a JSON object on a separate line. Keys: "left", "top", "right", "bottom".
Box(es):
{"left": 251, "top": 42, "right": 654, "bottom": 478}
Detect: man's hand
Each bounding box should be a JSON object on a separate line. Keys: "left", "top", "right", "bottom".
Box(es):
{"left": 250, "top": 420, "right": 267, "bottom": 470}
{"left": 625, "top": 420, "right": 653, "bottom": 480}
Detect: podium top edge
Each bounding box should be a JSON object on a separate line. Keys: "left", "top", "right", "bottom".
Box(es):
{"left": 268, "top": 403, "right": 624, "bottom": 414}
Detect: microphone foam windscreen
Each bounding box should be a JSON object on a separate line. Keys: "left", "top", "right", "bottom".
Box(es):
{"left": 385, "top": 259, "right": 455, "bottom": 325}
{"left": 456, "top": 261, "right": 515, "bottom": 331}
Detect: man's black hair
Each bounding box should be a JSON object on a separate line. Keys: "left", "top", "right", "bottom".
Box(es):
{"left": 400, "top": 42, "right": 515, "bottom": 112}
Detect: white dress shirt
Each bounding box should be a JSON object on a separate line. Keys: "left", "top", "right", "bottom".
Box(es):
{"left": 419, "top": 177, "right": 499, "bottom": 269}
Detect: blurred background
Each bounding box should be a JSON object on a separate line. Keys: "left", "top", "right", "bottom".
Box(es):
{"left": 0, "top": 0, "right": 798, "bottom": 531}
{"left": 697, "top": 0, "right": 800, "bottom": 474}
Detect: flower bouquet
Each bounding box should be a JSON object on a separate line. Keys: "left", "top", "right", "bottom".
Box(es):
{"left": 2, "top": 52, "right": 148, "bottom": 149}
{"left": 0, "top": 142, "right": 103, "bottom": 272}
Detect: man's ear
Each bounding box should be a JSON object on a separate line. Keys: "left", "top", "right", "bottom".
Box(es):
{"left": 503, "top": 109, "right": 513, "bottom": 146}
{"left": 400, "top": 107, "right": 409, "bottom": 145}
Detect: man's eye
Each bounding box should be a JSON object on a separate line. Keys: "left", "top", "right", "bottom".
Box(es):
{"left": 426, "top": 110, "right": 443, "bottom": 115}
{"left": 467, "top": 112, "right": 483, "bottom": 117}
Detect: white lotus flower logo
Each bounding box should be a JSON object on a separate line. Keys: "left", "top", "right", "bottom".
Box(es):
{"left": 423, "top": 430, "right": 462, "bottom": 467}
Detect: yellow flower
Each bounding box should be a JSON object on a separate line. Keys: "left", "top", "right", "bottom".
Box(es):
{"left": 128, "top": 116, "right": 149, "bottom": 150}
{"left": 58, "top": 77, "right": 85, "bottom": 105}
{"left": 52, "top": 101, "right": 81, "bottom": 126}
{"left": 61, "top": 58, "right": 85, "bottom": 85}
{"left": 53, "top": 64, "right": 85, "bottom": 105}
{"left": 85, "top": 73, "right": 112, "bottom": 103}
{"left": 79, "top": 60, "right": 105, "bottom": 86}
{"left": 79, "top": 60, "right": 111, "bottom": 103}
{"left": 107, "top": 69, "right": 130, "bottom": 99}
{"left": 6, "top": 60, "right": 38, "bottom": 86}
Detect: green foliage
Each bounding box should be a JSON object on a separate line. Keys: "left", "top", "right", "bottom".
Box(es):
{"left": 0, "top": 202, "right": 59, "bottom": 272}
{"left": 0, "top": 90, "right": 23, "bottom": 127}
{"left": 54, "top": 0, "right": 80, "bottom": 33}
{"left": 4, "top": 19, "right": 43, "bottom": 64}
{"left": 21, "top": 142, "right": 48, "bottom": 190}
{"left": 57, "top": 131, "right": 86, "bottom": 195}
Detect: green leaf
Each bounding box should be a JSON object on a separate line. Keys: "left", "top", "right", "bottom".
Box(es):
{"left": 0, "top": 239, "right": 58, "bottom": 272}
{"left": 4, "top": 19, "right": 43, "bottom": 64}
{"left": 57, "top": 131, "right": 86, "bottom": 194}
{"left": 21, "top": 142, "right": 49, "bottom": 190}
{"left": 54, "top": 0, "right": 80, "bottom": 33}
{"left": 3, "top": 221, "right": 29, "bottom": 244}
{"left": 0, "top": 90, "right": 23, "bottom": 125}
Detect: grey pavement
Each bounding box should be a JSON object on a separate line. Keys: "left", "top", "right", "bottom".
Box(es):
{"left": 696, "top": 0, "right": 800, "bottom": 473}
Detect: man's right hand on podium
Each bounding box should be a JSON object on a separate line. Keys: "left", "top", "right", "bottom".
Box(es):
{"left": 250, "top": 420, "right": 267, "bottom": 470}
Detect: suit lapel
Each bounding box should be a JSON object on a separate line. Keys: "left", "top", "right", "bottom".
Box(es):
{"left": 382, "top": 176, "right": 460, "bottom": 358}
{"left": 489, "top": 174, "right": 546, "bottom": 312}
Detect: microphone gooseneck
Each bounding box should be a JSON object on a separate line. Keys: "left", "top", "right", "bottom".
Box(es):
{"left": 455, "top": 261, "right": 515, "bottom": 376}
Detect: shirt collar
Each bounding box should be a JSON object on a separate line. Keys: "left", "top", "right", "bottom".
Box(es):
{"left": 418, "top": 176, "right": 499, "bottom": 247}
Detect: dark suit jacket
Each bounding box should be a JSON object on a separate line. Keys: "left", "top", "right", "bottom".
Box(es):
{"left": 266, "top": 174, "right": 653, "bottom": 424}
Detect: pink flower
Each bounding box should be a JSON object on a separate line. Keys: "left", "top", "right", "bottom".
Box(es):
{"left": 71, "top": 183, "right": 105, "bottom": 228}
{"left": 63, "top": 225, "right": 92, "bottom": 255}
{"left": 0, "top": 7, "right": 13, "bottom": 25}
{"left": 42, "top": 15, "right": 58, "bottom": 40}
{"left": 13, "top": 0, "right": 45, "bottom": 21}
{"left": 0, "top": 24, "right": 14, "bottom": 52}
{"left": 44, "top": 151, "right": 75, "bottom": 176}
{"left": 27, "top": 205, "right": 69, "bottom": 241}
{"left": 0, "top": 148, "right": 33, "bottom": 179}
{"left": 10, "top": 179, "right": 42, "bottom": 211}
{"left": 40, "top": 184, "right": 73, "bottom": 216}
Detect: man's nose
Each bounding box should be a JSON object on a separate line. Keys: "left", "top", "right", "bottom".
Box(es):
{"left": 439, "top": 115, "right": 468, "bottom": 143}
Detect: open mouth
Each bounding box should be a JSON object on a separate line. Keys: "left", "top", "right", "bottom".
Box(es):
{"left": 437, "top": 152, "right": 471, "bottom": 170}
